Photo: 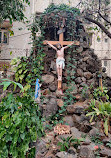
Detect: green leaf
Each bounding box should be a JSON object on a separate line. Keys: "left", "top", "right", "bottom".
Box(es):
{"left": 0, "top": 131, "right": 6, "bottom": 139}
{"left": 18, "top": 69, "right": 23, "bottom": 74}
{"left": 13, "top": 83, "right": 17, "bottom": 91}
{"left": 23, "top": 84, "right": 30, "bottom": 91}
{"left": 22, "top": 143, "right": 29, "bottom": 153}
{"left": 5, "top": 135, "right": 12, "bottom": 142}
{"left": 57, "top": 142, "right": 62, "bottom": 146}
{"left": 64, "top": 142, "right": 69, "bottom": 148}
{"left": 19, "top": 74, "right": 25, "bottom": 81}
{"left": 18, "top": 64, "right": 22, "bottom": 69}
{"left": 86, "top": 112, "right": 95, "bottom": 116}
{"left": 2, "top": 81, "right": 11, "bottom": 91}
{"left": 90, "top": 114, "right": 94, "bottom": 123}
{"left": 23, "top": 69, "right": 28, "bottom": 74}
{"left": 10, "top": 51, "right": 12, "bottom": 55}
{"left": 93, "top": 108, "right": 101, "bottom": 115}
{"left": 20, "top": 133, "right": 25, "bottom": 140}
{"left": 13, "top": 135, "right": 18, "bottom": 144}
{"left": 104, "top": 119, "right": 109, "bottom": 136}
{"left": 15, "top": 82, "right": 24, "bottom": 90}
{"left": 9, "top": 30, "right": 14, "bottom": 36}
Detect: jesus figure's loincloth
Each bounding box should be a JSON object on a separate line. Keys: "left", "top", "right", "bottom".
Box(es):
{"left": 56, "top": 58, "right": 65, "bottom": 69}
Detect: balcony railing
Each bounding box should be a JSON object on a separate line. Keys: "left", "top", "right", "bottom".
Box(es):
{"left": 0, "top": 48, "right": 31, "bottom": 60}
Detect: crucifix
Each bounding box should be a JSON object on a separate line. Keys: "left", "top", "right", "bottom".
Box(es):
{"left": 44, "top": 25, "right": 80, "bottom": 90}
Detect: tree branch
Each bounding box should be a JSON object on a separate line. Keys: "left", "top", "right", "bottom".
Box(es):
{"left": 99, "top": 0, "right": 101, "bottom": 11}
{"left": 98, "top": 0, "right": 111, "bottom": 25}
{"left": 98, "top": 12, "right": 111, "bottom": 26}
{"left": 84, "top": 16, "right": 111, "bottom": 38}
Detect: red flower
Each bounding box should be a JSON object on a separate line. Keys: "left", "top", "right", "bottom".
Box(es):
{"left": 94, "top": 146, "right": 99, "bottom": 150}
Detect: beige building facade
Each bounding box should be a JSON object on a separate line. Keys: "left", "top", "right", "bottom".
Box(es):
{"left": 0, "top": 0, "right": 111, "bottom": 77}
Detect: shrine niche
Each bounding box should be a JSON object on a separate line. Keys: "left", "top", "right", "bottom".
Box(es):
{"left": 43, "top": 17, "right": 87, "bottom": 43}
{"left": 40, "top": 7, "right": 87, "bottom": 90}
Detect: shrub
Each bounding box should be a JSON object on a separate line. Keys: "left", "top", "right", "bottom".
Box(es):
{"left": 86, "top": 101, "right": 111, "bottom": 136}
{"left": 0, "top": 93, "right": 44, "bottom": 158}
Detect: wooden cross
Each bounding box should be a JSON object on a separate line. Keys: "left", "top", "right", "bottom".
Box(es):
{"left": 44, "top": 27, "right": 80, "bottom": 46}
{"left": 43, "top": 27, "right": 80, "bottom": 90}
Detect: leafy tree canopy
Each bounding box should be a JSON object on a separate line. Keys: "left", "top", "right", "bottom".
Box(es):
{"left": 77, "top": 0, "right": 111, "bottom": 38}
{"left": 0, "top": 0, "right": 30, "bottom": 24}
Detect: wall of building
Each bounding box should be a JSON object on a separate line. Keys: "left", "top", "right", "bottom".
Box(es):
{"left": 0, "top": 0, "right": 33, "bottom": 61}
{"left": 90, "top": 31, "right": 111, "bottom": 76}
{"left": 89, "top": 0, "right": 111, "bottom": 77}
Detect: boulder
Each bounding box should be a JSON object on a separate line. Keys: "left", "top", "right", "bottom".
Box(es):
{"left": 67, "top": 102, "right": 85, "bottom": 114}
{"left": 75, "top": 77, "right": 82, "bottom": 84}
{"left": 102, "top": 138, "right": 111, "bottom": 144}
{"left": 73, "top": 114, "right": 81, "bottom": 124}
{"left": 84, "top": 72, "right": 92, "bottom": 80}
{"left": 68, "top": 147, "right": 77, "bottom": 155}
{"left": 100, "top": 147, "right": 111, "bottom": 157}
{"left": 35, "top": 139, "right": 48, "bottom": 157}
{"left": 73, "top": 114, "right": 92, "bottom": 133}
{"left": 63, "top": 116, "right": 74, "bottom": 127}
{"left": 83, "top": 56, "right": 89, "bottom": 62}
{"left": 56, "top": 89, "right": 64, "bottom": 97}
{"left": 56, "top": 151, "right": 77, "bottom": 158}
{"left": 49, "top": 83, "right": 56, "bottom": 92}
{"left": 81, "top": 137, "right": 91, "bottom": 145}
{"left": 89, "top": 128, "right": 99, "bottom": 137}
{"left": 42, "top": 97, "right": 58, "bottom": 118}
{"left": 57, "top": 99, "right": 64, "bottom": 107}
{"left": 42, "top": 89, "right": 51, "bottom": 96}
{"left": 71, "top": 127, "right": 83, "bottom": 139}
{"left": 87, "top": 78, "right": 95, "bottom": 86}
{"left": 66, "top": 105, "right": 75, "bottom": 114}
{"left": 78, "top": 120, "right": 92, "bottom": 133}
{"left": 80, "top": 82, "right": 87, "bottom": 87}
{"left": 42, "top": 75, "right": 54, "bottom": 84}
{"left": 77, "top": 68, "right": 84, "bottom": 77}
{"left": 79, "top": 62, "right": 87, "bottom": 71}
{"left": 81, "top": 77, "right": 86, "bottom": 82}
{"left": 87, "top": 58, "right": 95, "bottom": 66}
{"left": 44, "top": 132, "right": 55, "bottom": 145}
{"left": 62, "top": 83, "right": 68, "bottom": 91}
{"left": 79, "top": 145, "right": 95, "bottom": 158}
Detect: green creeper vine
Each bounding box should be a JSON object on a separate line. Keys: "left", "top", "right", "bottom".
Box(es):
{"left": 39, "top": 4, "right": 80, "bottom": 125}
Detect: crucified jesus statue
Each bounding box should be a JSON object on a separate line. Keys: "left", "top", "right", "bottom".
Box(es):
{"left": 45, "top": 41, "right": 74, "bottom": 86}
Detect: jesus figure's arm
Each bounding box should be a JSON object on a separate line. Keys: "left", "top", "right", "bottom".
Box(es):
{"left": 45, "top": 41, "right": 57, "bottom": 51}
{"left": 63, "top": 42, "right": 74, "bottom": 49}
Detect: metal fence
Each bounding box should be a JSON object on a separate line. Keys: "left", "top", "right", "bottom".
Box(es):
{"left": 0, "top": 48, "right": 31, "bottom": 70}
{"left": 0, "top": 48, "right": 31, "bottom": 60}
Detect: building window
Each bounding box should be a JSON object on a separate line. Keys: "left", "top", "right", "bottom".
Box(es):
{"left": 105, "top": 38, "right": 108, "bottom": 43}
{"left": 0, "top": 30, "right": 9, "bottom": 44}
{"left": 104, "top": 60, "right": 107, "bottom": 67}
{"left": 3, "top": 32, "right": 8, "bottom": 43}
